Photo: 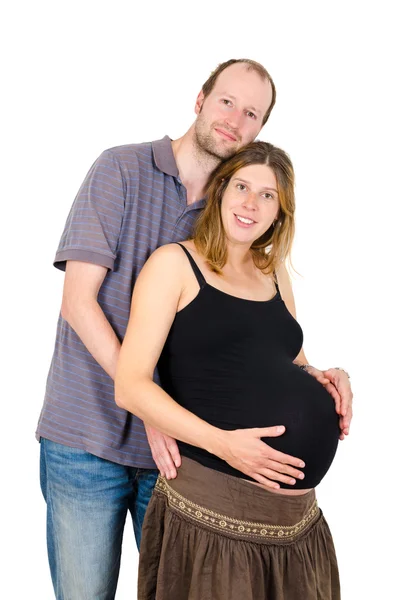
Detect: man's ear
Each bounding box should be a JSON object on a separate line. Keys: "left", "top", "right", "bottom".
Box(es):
{"left": 194, "top": 90, "right": 205, "bottom": 115}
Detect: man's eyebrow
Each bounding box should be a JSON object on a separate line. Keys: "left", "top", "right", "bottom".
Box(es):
{"left": 218, "top": 93, "right": 262, "bottom": 115}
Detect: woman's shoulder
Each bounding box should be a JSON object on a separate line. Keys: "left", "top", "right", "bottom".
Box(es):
{"left": 146, "top": 242, "right": 193, "bottom": 273}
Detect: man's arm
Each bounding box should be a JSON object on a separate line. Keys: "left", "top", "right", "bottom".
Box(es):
{"left": 115, "top": 245, "right": 306, "bottom": 489}
{"left": 55, "top": 148, "right": 182, "bottom": 475}
{"left": 277, "top": 263, "right": 353, "bottom": 439}
{"left": 61, "top": 260, "right": 120, "bottom": 379}
{"left": 61, "top": 259, "right": 181, "bottom": 473}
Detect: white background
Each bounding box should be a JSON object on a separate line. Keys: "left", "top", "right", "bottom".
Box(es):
{"left": 2, "top": 1, "right": 396, "bottom": 598}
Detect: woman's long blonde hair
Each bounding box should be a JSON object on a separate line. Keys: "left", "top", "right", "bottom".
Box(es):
{"left": 194, "top": 141, "right": 295, "bottom": 275}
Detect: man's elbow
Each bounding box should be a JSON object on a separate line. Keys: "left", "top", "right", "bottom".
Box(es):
{"left": 60, "top": 294, "right": 72, "bottom": 323}
{"left": 60, "top": 288, "right": 80, "bottom": 325}
{"left": 61, "top": 291, "right": 90, "bottom": 328}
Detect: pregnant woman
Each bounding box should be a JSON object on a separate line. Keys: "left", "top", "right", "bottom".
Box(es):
{"left": 115, "top": 141, "right": 348, "bottom": 599}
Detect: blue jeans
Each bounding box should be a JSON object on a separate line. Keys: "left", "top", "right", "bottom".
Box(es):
{"left": 40, "top": 438, "right": 158, "bottom": 600}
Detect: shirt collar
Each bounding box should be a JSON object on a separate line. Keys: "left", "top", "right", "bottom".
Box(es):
{"left": 152, "top": 135, "right": 179, "bottom": 178}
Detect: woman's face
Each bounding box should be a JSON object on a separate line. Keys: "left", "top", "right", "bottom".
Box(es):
{"left": 221, "top": 163, "right": 280, "bottom": 246}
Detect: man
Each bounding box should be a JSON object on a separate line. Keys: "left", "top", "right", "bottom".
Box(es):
{"left": 37, "top": 58, "right": 352, "bottom": 599}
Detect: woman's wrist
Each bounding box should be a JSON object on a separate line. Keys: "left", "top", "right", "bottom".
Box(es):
{"left": 205, "top": 427, "right": 229, "bottom": 460}
{"left": 296, "top": 363, "right": 350, "bottom": 379}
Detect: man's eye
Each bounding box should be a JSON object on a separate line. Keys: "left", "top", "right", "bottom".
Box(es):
{"left": 247, "top": 111, "right": 257, "bottom": 119}
{"left": 222, "top": 99, "right": 232, "bottom": 106}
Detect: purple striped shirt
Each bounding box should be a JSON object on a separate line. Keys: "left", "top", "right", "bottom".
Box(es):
{"left": 36, "top": 136, "right": 205, "bottom": 467}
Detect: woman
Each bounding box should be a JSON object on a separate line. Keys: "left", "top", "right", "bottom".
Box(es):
{"left": 115, "top": 141, "right": 348, "bottom": 599}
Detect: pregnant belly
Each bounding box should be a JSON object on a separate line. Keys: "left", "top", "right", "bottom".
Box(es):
{"left": 175, "top": 366, "right": 339, "bottom": 489}
{"left": 234, "top": 369, "right": 339, "bottom": 488}
{"left": 258, "top": 373, "right": 340, "bottom": 488}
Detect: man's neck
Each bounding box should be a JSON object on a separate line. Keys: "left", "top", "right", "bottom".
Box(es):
{"left": 171, "top": 125, "right": 220, "bottom": 205}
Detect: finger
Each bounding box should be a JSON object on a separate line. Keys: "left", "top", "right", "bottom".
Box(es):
{"left": 341, "top": 406, "right": 353, "bottom": 430}
{"left": 341, "top": 392, "right": 353, "bottom": 418}
{"left": 262, "top": 446, "right": 305, "bottom": 468}
{"left": 341, "top": 415, "right": 351, "bottom": 431}
{"left": 338, "top": 394, "right": 347, "bottom": 416}
{"left": 254, "top": 425, "right": 285, "bottom": 438}
{"left": 152, "top": 456, "right": 165, "bottom": 477}
{"left": 257, "top": 468, "right": 297, "bottom": 485}
{"left": 306, "top": 368, "right": 329, "bottom": 384}
{"left": 325, "top": 382, "right": 340, "bottom": 400}
{"left": 264, "top": 460, "right": 305, "bottom": 480}
{"left": 339, "top": 415, "right": 350, "bottom": 437}
{"left": 326, "top": 384, "right": 341, "bottom": 413}
{"left": 166, "top": 439, "right": 182, "bottom": 468}
{"left": 341, "top": 424, "right": 350, "bottom": 436}
{"left": 154, "top": 450, "right": 177, "bottom": 479}
{"left": 260, "top": 469, "right": 296, "bottom": 485}
{"left": 250, "top": 474, "right": 280, "bottom": 489}
{"left": 163, "top": 454, "right": 178, "bottom": 479}
{"left": 148, "top": 443, "right": 165, "bottom": 477}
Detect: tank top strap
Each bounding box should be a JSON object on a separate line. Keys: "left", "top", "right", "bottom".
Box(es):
{"left": 175, "top": 243, "right": 207, "bottom": 289}
{"left": 273, "top": 270, "right": 280, "bottom": 295}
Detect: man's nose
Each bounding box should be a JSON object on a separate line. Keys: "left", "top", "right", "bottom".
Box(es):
{"left": 225, "top": 108, "right": 243, "bottom": 131}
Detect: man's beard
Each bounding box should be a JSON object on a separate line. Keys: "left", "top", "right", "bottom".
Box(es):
{"left": 194, "top": 114, "right": 239, "bottom": 161}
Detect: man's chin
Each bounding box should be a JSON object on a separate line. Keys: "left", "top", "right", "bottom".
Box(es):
{"left": 216, "top": 146, "right": 239, "bottom": 160}
{"left": 195, "top": 132, "right": 239, "bottom": 160}
{"left": 209, "top": 140, "right": 240, "bottom": 160}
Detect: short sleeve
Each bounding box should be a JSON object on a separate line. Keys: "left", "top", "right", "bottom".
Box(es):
{"left": 54, "top": 149, "right": 126, "bottom": 272}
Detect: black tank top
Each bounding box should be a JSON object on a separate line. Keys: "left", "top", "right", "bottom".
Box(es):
{"left": 157, "top": 244, "right": 340, "bottom": 489}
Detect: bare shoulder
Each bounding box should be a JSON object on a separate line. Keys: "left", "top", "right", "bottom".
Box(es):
{"left": 137, "top": 242, "right": 194, "bottom": 291}
{"left": 275, "top": 261, "right": 296, "bottom": 316}
{"left": 147, "top": 242, "right": 190, "bottom": 269}
{"left": 275, "top": 261, "right": 292, "bottom": 289}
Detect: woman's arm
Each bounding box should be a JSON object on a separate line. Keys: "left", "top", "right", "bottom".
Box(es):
{"left": 115, "top": 245, "right": 221, "bottom": 451}
{"left": 115, "top": 245, "right": 306, "bottom": 488}
{"left": 276, "top": 262, "right": 352, "bottom": 439}
{"left": 276, "top": 262, "right": 309, "bottom": 367}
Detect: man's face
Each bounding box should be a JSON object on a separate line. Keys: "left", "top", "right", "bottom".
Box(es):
{"left": 194, "top": 63, "right": 273, "bottom": 160}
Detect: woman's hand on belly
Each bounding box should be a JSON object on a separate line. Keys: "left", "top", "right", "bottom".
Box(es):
{"left": 301, "top": 365, "right": 352, "bottom": 440}
{"left": 215, "top": 425, "right": 306, "bottom": 490}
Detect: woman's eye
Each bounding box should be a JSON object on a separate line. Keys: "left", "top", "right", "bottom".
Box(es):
{"left": 236, "top": 184, "right": 246, "bottom": 191}
{"left": 262, "top": 193, "right": 273, "bottom": 200}
{"left": 222, "top": 99, "right": 232, "bottom": 106}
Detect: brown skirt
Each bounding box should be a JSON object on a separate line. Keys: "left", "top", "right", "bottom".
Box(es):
{"left": 138, "top": 457, "right": 340, "bottom": 600}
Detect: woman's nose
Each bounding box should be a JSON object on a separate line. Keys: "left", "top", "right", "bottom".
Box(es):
{"left": 243, "top": 192, "right": 258, "bottom": 210}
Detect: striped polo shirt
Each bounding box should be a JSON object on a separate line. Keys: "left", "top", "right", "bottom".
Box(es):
{"left": 36, "top": 136, "right": 206, "bottom": 468}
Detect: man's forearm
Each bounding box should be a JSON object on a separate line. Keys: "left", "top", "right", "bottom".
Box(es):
{"left": 63, "top": 298, "right": 121, "bottom": 379}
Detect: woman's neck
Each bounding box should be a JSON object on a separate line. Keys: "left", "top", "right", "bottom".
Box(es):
{"left": 222, "top": 243, "right": 254, "bottom": 275}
